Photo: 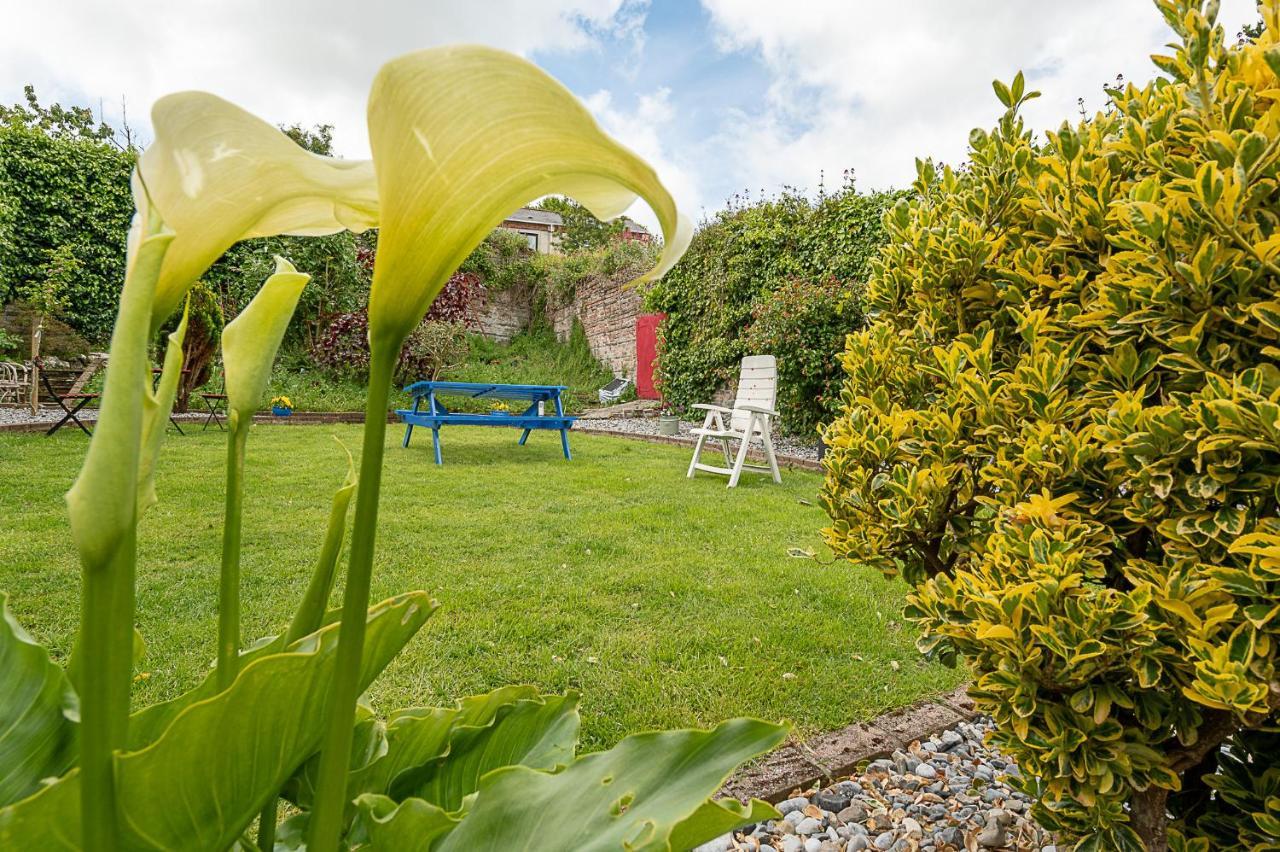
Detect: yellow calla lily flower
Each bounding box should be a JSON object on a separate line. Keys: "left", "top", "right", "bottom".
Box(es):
{"left": 133, "top": 92, "right": 379, "bottom": 328}
{"left": 364, "top": 45, "right": 693, "bottom": 353}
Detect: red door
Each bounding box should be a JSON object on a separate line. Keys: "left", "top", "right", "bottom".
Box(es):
{"left": 635, "top": 313, "right": 664, "bottom": 399}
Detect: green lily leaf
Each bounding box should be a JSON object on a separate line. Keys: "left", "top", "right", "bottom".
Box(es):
{"left": 0, "top": 592, "right": 437, "bottom": 850}
{"left": 285, "top": 440, "right": 358, "bottom": 644}
{"left": 0, "top": 594, "right": 78, "bottom": 808}
{"left": 285, "top": 685, "right": 555, "bottom": 813}
{"left": 136, "top": 92, "right": 378, "bottom": 328}
{"left": 388, "top": 690, "right": 580, "bottom": 810}
{"left": 222, "top": 256, "right": 310, "bottom": 426}
{"left": 432, "top": 718, "right": 787, "bottom": 851}
{"left": 668, "top": 798, "right": 782, "bottom": 850}
{"left": 66, "top": 204, "right": 173, "bottom": 571}
{"left": 136, "top": 301, "right": 188, "bottom": 517}
{"left": 364, "top": 45, "right": 693, "bottom": 351}
{"left": 352, "top": 794, "right": 459, "bottom": 851}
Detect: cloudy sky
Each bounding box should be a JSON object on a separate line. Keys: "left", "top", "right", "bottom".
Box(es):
{"left": 0, "top": 0, "right": 1260, "bottom": 230}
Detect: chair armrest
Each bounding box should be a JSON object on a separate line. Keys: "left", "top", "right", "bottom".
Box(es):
{"left": 691, "top": 403, "right": 732, "bottom": 414}
{"left": 734, "top": 403, "right": 779, "bottom": 418}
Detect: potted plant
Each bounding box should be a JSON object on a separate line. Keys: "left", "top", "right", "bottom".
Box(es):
{"left": 658, "top": 404, "right": 679, "bottom": 436}
{"left": 489, "top": 400, "right": 512, "bottom": 416}
{"left": 270, "top": 395, "right": 293, "bottom": 417}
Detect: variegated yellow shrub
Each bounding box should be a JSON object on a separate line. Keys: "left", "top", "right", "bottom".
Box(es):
{"left": 820, "top": 2, "right": 1280, "bottom": 849}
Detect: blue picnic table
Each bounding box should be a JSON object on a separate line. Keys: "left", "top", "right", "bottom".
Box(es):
{"left": 396, "top": 381, "right": 578, "bottom": 465}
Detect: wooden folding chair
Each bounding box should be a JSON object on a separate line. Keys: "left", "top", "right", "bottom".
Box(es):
{"left": 35, "top": 359, "right": 97, "bottom": 436}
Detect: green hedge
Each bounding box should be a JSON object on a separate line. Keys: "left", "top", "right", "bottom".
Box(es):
{"left": 643, "top": 181, "right": 903, "bottom": 433}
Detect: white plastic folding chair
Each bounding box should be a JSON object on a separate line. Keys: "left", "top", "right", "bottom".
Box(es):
{"left": 686, "top": 355, "right": 781, "bottom": 487}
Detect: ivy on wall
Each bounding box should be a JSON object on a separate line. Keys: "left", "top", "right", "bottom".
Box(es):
{"left": 0, "top": 88, "right": 135, "bottom": 344}
{"left": 643, "top": 177, "right": 904, "bottom": 433}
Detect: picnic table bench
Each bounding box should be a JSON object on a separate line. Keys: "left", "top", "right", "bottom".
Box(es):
{"left": 396, "top": 381, "right": 578, "bottom": 465}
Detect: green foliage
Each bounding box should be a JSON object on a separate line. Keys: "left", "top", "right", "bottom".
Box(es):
{"left": 458, "top": 229, "right": 654, "bottom": 327}
{"left": 174, "top": 282, "right": 223, "bottom": 411}
{"left": 534, "top": 196, "right": 623, "bottom": 252}
{"left": 401, "top": 320, "right": 469, "bottom": 382}
{"left": 820, "top": 2, "right": 1280, "bottom": 847}
{"left": 0, "top": 325, "right": 20, "bottom": 357}
{"left": 0, "top": 88, "right": 134, "bottom": 343}
{"left": 644, "top": 180, "right": 901, "bottom": 430}
{"left": 743, "top": 277, "right": 862, "bottom": 434}
{"left": 275, "top": 685, "right": 783, "bottom": 851}
{"left": 455, "top": 322, "right": 613, "bottom": 412}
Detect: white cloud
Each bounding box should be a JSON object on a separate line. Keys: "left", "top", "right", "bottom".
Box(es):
{"left": 0, "top": 0, "right": 631, "bottom": 157}
{"left": 700, "top": 0, "right": 1260, "bottom": 195}
{"left": 582, "top": 86, "right": 705, "bottom": 232}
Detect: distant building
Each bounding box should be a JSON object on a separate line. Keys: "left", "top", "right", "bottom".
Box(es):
{"left": 619, "top": 218, "right": 652, "bottom": 244}
{"left": 497, "top": 207, "right": 563, "bottom": 254}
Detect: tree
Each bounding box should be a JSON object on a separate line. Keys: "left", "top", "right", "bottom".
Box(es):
{"left": 820, "top": 2, "right": 1280, "bottom": 848}
{"left": 534, "top": 196, "right": 623, "bottom": 252}
{"left": 21, "top": 243, "right": 74, "bottom": 411}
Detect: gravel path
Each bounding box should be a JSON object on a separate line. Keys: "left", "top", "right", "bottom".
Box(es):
{"left": 698, "top": 718, "right": 1053, "bottom": 852}
{"left": 573, "top": 416, "right": 820, "bottom": 463}
{"left": 0, "top": 407, "right": 213, "bottom": 427}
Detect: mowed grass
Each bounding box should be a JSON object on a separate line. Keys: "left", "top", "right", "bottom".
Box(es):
{"left": 0, "top": 424, "right": 964, "bottom": 748}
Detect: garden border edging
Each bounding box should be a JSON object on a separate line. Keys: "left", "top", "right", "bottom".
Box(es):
{"left": 719, "top": 685, "right": 975, "bottom": 804}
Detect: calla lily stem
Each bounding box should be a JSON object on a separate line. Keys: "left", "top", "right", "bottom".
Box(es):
{"left": 307, "top": 347, "right": 396, "bottom": 852}
{"left": 217, "top": 423, "right": 249, "bottom": 689}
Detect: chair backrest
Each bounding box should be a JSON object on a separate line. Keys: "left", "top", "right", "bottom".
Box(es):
{"left": 730, "top": 355, "right": 777, "bottom": 433}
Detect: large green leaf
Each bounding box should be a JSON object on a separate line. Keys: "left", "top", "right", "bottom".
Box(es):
{"left": 0, "top": 594, "right": 78, "bottom": 808}
{"left": 0, "top": 592, "right": 435, "bottom": 850}
{"left": 427, "top": 718, "right": 787, "bottom": 852}
{"left": 285, "top": 685, "right": 561, "bottom": 812}
{"left": 388, "top": 691, "right": 580, "bottom": 810}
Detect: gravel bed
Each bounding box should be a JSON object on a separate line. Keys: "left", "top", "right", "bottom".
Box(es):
{"left": 0, "top": 407, "right": 215, "bottom": 427}
{"left": 573, "top": 416, "right": 820, "bottom": 462}
{"left": 697, "top": 718, "right": 1053, "bottom": 852}
{"left": 0, "top": 406, "right": 101, "bottom": 426}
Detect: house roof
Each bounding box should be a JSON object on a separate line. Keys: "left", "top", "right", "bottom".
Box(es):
{"left": 502, "top": 207, "right": 563, "bottom": 226}
{"left": 621, "top": 217, "right": 649, "bottom": 233}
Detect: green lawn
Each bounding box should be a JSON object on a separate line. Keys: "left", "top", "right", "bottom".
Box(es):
{"left": 0, "top": 424, "right": 963, "bottom": 748}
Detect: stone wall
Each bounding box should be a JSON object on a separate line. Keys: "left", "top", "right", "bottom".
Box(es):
{"left": 470, "top": 272, "right": 642, "bottom": 378}
{"left": 472, "top": 286, "right": 532, "bottom": 343}
{"left": 550, "top": 270, "right": 642, "bottom": 378}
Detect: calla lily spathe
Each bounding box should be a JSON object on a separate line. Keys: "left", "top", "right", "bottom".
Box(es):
{"left": 364, "top": 45, "right": 693, "bottom": 351}
{"left": 133, "top": 92, "right": 379, "bottom": 329}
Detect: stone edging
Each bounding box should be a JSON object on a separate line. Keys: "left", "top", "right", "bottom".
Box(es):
{"left": 573, "top": 425, "right": 823, "bottom": 472}
{"left": 719, "top": 686, "right": 976, "bottom": 804}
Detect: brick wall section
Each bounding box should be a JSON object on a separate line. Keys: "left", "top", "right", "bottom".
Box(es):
{"left": 472, "top": 272, "right": 644, "bottom": 378}
{"left": 550, "top": 270, "right": 642, "bottom": 378}
{"left": 472, "top": 286, "right": 533, "bottom": 343}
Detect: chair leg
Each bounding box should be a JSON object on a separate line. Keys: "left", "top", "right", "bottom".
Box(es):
{"left": 170, "top": 416, "right": 185, "bottom": 436}
{"left": 728, "top": 415, "right": 755, "bottom": 488}
{"left": 761, "top": 417, "right": 781, "bottom": 483}
{"left": 687, "top": 433, "right": 708, "bottom": 478}
{"left": 719, "top": 437, "right": 732, "bottom": 466}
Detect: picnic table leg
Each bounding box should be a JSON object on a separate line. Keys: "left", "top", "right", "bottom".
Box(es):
{"left": 518, "top": 428, "right": 531, "bottom": 446}
{"left": 553, "top": 391, "right": 571, "bottom": 460}
{"left": 169, "top": 415, "right": 186, "bottom": 435}
{"left": 402, "top": 423, "right": 414, "bottom": 448}
{"left": 431, "top": 427, "right": 442, "bottom": 465}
